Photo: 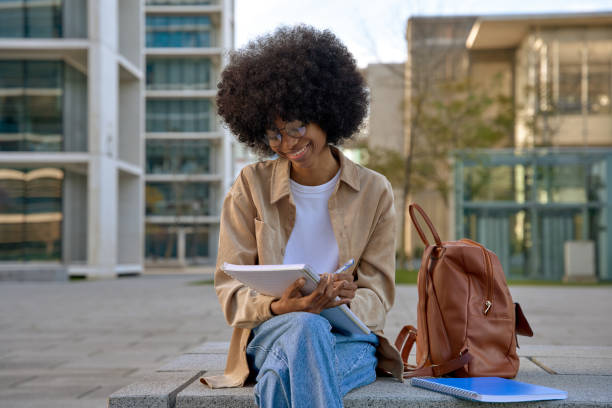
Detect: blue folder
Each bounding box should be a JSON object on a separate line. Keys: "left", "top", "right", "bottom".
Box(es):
{"left": 411, "top": 377, "right": 568, "bottom": 403}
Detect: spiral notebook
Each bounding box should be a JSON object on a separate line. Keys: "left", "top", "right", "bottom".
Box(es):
{"left": 411, "top": 377, "right": 568, "bottom": 403}
{"left": 221, "top": 263, "right": 370, "bottom": 335}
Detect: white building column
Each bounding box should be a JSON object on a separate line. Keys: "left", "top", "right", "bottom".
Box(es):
{"left": 87, "top": 0, "right": 119, "bottom": 277}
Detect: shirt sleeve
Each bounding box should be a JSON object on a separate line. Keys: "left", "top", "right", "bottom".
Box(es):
{"left": 214, "top": 171, "right": 276, "bottom": 329}
{"left": 350, "top": 178, "right": 397, "bottom": 332}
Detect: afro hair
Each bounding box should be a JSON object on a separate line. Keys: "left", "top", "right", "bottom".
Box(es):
{"left": 216, "top": 25, "right": 369, "bottom": 156}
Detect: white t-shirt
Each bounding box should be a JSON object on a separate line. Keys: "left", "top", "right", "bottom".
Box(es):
{"left": 282, "top": 169, "right": 341, "bottom": 275}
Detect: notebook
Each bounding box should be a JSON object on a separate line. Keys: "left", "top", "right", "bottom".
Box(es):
{"left": 410, "top": 377, "right": 568, "bottom": 403}
{"left": 221, "top": 263, "right": 370, "bottom": 335}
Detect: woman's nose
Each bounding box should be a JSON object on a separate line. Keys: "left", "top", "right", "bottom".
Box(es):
{"left": 280, "top": 132, "right": 299, "bottom": 149}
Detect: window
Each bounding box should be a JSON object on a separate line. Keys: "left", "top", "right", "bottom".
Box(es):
{"left": 0, "top": 167, "right": 63, "bottom": 261}
{"left": 146, "top": 58, "right": 212, "bottom": 90}
{"left": 0, "top": 0, "right": 63, "bottom": 38}
{"left": 146, "top": 139, "right": 213, "bottom": 174}
{"left": 0, "top": 61, "right": 87, "bottom": 152}
{"left": 464, "top": 165, "right": 515, "bottom": 202}
{"left": 146, "top": 99, "right": 211, "bottom": 132}
{"left": 145, "top": 224, "right": 177, "bottom": 261}
{"left": 146, "top": 0, "right": 214, "bottom": 4}
{"left": 186, "top": 230, "right": 209, "bottom": 261}
{"left": 558, "top": 64, "right": 581, "bottom": 114}
{"left": 588, "top": 63, "right": 611, "bottom": 114}
{"left": 146, "top": 182, "right": 213, "bottom": 216}
{"left": 536, "top": 164, "right": 586, "bottom": 204}
{"left": 146, "top": 15, "right": 213, "bottom": 48}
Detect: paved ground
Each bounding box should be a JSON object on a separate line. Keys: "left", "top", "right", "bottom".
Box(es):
{"left": 1, "top": 275, "right": 611, "bottom": 408}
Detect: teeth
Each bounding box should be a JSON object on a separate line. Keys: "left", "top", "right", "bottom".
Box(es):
{"left": 289, "top": 145, "right": 308, "bottom": 158}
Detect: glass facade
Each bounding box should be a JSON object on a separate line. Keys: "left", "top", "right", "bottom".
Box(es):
{"left": 0, "top": 0, "right": 86, "bottom": 38}
{"left": 0, "top": 0, "right": 62, "bottom": 38}
{"left": 0, "top": 60, "right": 88, "bottom": 152}
{"left": 0, "top": 167, "right": 63, "bottom": 261}
{"left": 530, "top": 31, "right": 612, "bottom": 115}
{"left": 145, "top": 224, "right": 210, "bottom": 264}
{"left": 186, "top": 229, "right": 209, "bottom": 259}
{"left": 145, "top": 224, "right": 177, "bottom": 261}
{"left": 558, "top": 62, "right": 581, "bottom": 113}
{"left": 146, "top": 0, "right": 215, "bottom": 5}
{"left": 146, "top": 57, "right": 212, "bottom": 90}
{"left": 146, "top": 15, "right": 213, "bottom": 47}
{"left": 146, "top": 182, "right": 214, "bottom": 216}
{"left": 146, "top": 99, "right": 211, "bottom": 132}
{"left": 145, "top": 3, "right": 222, "bottom": 267}
{"left": 456, "top": 149, "right": 612, "bottom": 281}
{"left": 146, "top": 139, "right": 213, "bottom": 174}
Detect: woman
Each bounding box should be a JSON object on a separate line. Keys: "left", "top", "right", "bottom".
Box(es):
{"left": 201, "top": 25, "right": 403, "bottom": 407}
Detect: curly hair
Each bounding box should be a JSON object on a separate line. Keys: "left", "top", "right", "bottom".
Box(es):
{"left": 216, "top": 25, "right": 368, "bottom": 156}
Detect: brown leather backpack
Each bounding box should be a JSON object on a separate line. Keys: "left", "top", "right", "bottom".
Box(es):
{"left": 395, "top": 203, "right": 533, "bottom": 378}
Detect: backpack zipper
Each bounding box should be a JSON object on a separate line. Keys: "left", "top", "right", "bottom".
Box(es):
{"left": 460, "top": 239, "right": 493, "bottom": 315}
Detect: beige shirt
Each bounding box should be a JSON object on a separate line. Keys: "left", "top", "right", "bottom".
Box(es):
{"left": 201, "top": 147, "right": 404, "bottom": 388}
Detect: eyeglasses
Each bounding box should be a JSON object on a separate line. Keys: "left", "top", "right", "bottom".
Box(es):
{"left": 264, "top": 121, "right": 307, "bottom": 147}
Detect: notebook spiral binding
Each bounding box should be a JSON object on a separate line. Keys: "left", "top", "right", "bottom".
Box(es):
{"left": 411, "top": 378, "right": 478, "bottom": 400}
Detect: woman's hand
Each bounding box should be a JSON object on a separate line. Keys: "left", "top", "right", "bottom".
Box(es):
{"left": 331, "top": 272, "right": 357, "bottom": 302}
{"left": 270, "top": 274, "right": 352, "bottom": 316}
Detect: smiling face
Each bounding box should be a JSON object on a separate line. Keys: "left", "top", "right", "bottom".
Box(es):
{"left": 268, "top": 118, "right": 331, "bottom": 172}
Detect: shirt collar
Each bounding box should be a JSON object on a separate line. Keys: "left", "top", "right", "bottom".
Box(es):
{"left": 270, "top": 146, "right": 361, "bottom": 204}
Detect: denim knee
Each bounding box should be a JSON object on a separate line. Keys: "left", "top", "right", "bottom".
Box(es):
{"left": 286, "top": 312, "right": 331, "bottom": 333}
{"left": 254, "top": 368, "right": 290, "bottom": 408}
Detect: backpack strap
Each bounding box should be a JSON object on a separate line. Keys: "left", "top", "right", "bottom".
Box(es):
{"left": 395, "top": 325, "right": 417, "bottom": 366}
{"left": 403, "top": 350, "right": 472, "bottom": 378}
{"left": 409, "top": 203, "right": 442, "bottom": 247}
{"left": 395, "top": 325, "right": 472, "bottom": 378}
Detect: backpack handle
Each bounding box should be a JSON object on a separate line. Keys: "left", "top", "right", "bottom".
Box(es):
{"left": 409, "top": 203, "right": 442, "bottom": 247}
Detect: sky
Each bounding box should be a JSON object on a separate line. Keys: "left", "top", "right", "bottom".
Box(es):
{"left": 235, "top": 0, "right": 612, "bottom": 68}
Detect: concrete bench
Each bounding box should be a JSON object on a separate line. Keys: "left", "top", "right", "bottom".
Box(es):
{"left": 109, "top": 342, "right": 612, "bottom": 407}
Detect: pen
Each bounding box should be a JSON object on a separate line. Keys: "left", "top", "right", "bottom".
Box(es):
{"left": 333, "top": 258, "right": 355, "bottom": 275}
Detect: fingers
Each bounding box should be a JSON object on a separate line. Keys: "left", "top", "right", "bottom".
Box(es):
{"left": 304, "top": 274, "right": 352, "bottom": 312}
{"left": 332, "top": 272, "right": 355, "bottom": 283}
{"left": 332, "top": 280, "right": 357, "bottom": 300}
{"left": 309, "top": 274, "right": 333, "bottom": 308}
{"left": 285, "top": 277, "right": 306, "bottom": 299}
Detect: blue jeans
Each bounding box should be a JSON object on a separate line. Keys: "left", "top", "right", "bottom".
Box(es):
{"left": 246, "top": 312, "right": 379, "bottom": 408}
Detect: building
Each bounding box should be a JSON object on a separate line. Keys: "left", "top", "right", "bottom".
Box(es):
{"left": 0, "top": 1, "right": 143, "bottom": 279}
{"left": 0, "top": 0, "right": 235, "bottom": 279}
{"left": 143, "top": 0, "right": 235, "bottom": 270}
{"left": 360, "top": 63, "right": 405, "bottom": 250}
{"left": 405, "top": 12, "right": 612, "bottom": 280}
{"left": 402, "top": 16, "right": 481, "bottom": 260}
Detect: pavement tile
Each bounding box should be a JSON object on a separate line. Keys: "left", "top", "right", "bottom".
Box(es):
{"left": 0, "top": 356, "right": 68, "bottom": 370}
{"left": 518, "top": 356, "right": 548, "bottom": 373}
{"left": 11, "top": 373, "right": 136, "bottom": 388}
{"left": 158, "top": 354, "right": 227, "bottom": 372}
{"left": 0, "top": 367, "right": 135, "bottom": 378}
{"left": 0, "top": 374, "right": 37, "bottom": 388}
{"left": 176, "top": 378, "right": 256, "bottom": 408}
{"left": 77, "top": 383, "right": 130, "bottom": 399}
{"left": 0, "top": 397, "right": 108, "bottom": 408}
{"left": 109, "top": 371, "right": 202, "bottom": 408}
{"left": 0, "top": 384, "right": 97, "bottom": 399}
{"left": 519, "top": 345, "right": 612, "bottom": 359}
{"left": 532, "top": 356, "right": 612, "bottom": 376}
{"left": 185, "top": 342, "right": 230, "bottom": 354}
{"left": 514, "top": 373, "right": 612, "bottom": 404}
{"left": 58, "top": 350, "right": 182, "bottom": 370}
